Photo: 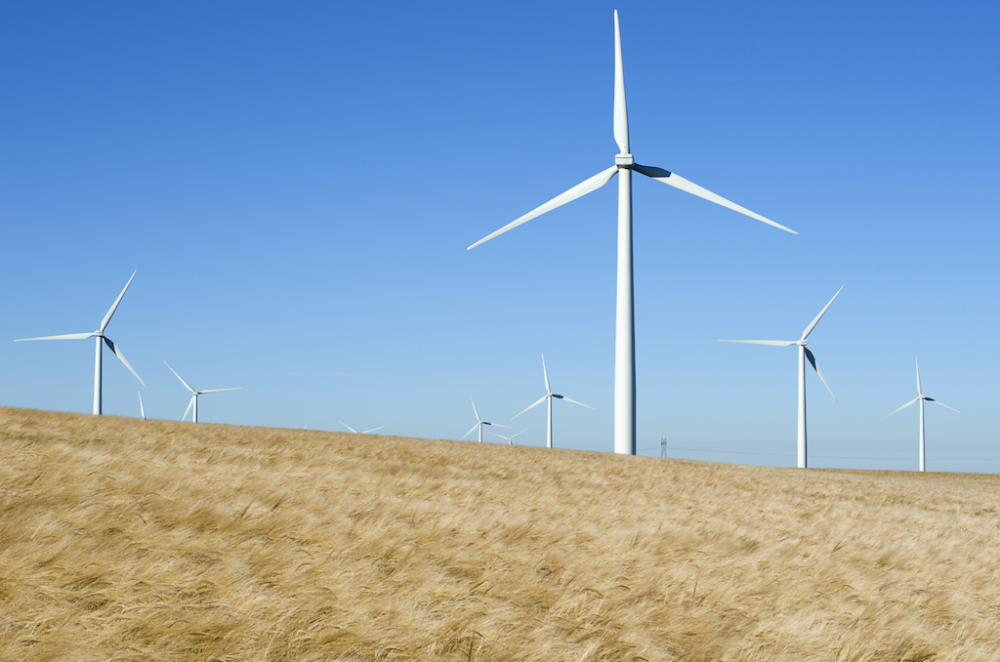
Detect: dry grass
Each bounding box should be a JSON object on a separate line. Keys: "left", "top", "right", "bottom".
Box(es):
{"left": 1, "top": 406, "right": 998, "bottom": 661}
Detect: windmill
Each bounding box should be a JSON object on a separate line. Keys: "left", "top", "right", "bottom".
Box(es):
{"left": 719, "top": 286, "right": 842, "bottom": 468}
{"left": 339, "top": 422, "right": 385, "bottom": 435}
{"left": 15, "top": 270, "right": 148, "bottom": 414}
{"left": 164, "top": 361, "right": 243, "bottom": 423}
{"left": 468, "top": 11, "right": 796, "bottom": 455}
{"left": 461, "top": 396, "right": 510, "bottom": 442}
{"left": 883, "top": 358, "right": 960, "bottom": 472}
{"left": 494, "top": 430, "right": 528, "bottom": 446}
{"left": 513, "top": 355, "right": 593, "bottom": 449}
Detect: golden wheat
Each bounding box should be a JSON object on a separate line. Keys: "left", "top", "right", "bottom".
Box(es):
{"left": 1, "top": 406, "right": 998, "bottom": 661}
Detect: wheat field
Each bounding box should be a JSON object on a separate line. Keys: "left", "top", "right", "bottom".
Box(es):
{"left": 1, "top": 406, "right": 998, "bottom": 661}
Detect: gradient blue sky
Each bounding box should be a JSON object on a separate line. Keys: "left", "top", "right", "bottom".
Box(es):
{"left": 3, "top": 1, "right": 997, "bottom": 472}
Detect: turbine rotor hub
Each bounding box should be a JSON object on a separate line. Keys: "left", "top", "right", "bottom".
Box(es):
{"left": 615, "top": 153, "right": 634, "bottom": 168}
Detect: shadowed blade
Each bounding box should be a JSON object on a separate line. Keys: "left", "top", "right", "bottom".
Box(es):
{"left": 467, "top": 166, "right": 619, "bottom": 250}
{"left": 104, "top": 337, "right": 148, "bottom": 390}
{"left": 613, "top": 10, "right": 629, "bottom": 154}
{"left": 718, "top": 340, "right": 797, "bottom": 346}
{"left": 883, "top": 397, "right": 920, "bottom": 420}
{"left": 916, "top": 358, "right": 923, "bottom": 396}
{"left": 461, "top": 422, "right": 480, "bottom": 440}
{"left": 470, "top": 396, "right": 481, "bottom": 423}
{"left": 926, "top": 398, "right": 961, "bottom": 413}
{"left": 199, "top": 387, "right": 243, "bottom": 394}
{"left": 362, "top": 426, "right": 385, "bottom": 434}
{"left": 100, "top": 271, "right": 137, "bottom": 332}
{"left": 801, "top": 286, "right": 844, "bottom": 340}
{"left": 632, "top": 164, "right": 796, "bottom": 234}
{"left": 561, "top": 396, "right": 594, "bottom": 409}
{"left": 182, "top": 395, "right": 195, "bottom": 422}
{"left": 804, "top": 347, "right": 837, "bottom": 402}
{"left": 15, "top": 332, "right": 95, "bottom": 341}
{"left": 339, "top": 421, "right": 358, "bottom": 433}
{"left": 513, "top": 394, "right": 549, "bottom": 419}
{"left": 164, "top": 361, "right": 197, "bottom": 394}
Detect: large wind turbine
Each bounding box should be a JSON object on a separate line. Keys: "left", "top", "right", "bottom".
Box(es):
{"left": 461, "top": 396, "right": 509, "bottom": 442}
{"left": 164, "top": 361, "right": 243, "bottom": 423}
{"left": 513, "top": 355, "right": 593, "bottom": 449}
{"left": 883, "top": 358, "right": 960, "bottom": 472}
{"left": 15, "top": 271, "right": 148, "bottom": 415}
{"left": 719, "top": 286, "right": 843, "bottom": 468}
{"left": 339, "top": 421, "right": 385, "bottom": 435}
{"left": 468, "top": 11, "right": 796, "bottom": 455}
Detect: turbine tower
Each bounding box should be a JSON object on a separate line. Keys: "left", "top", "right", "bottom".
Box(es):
{"left": 883, "top": 358, "right": 960, "bottom": 472}
{"left": 461, "top": 396, "right": 509, "bottom": 442}
{"left": 719, "top": 286, "right": 843, "bottom": 468}
{"left": 468, "top": 11, "right": 796, "bottom": 455}
{"left": 164, "top": 361, "right": 243, "bottom": 423}
{"left": 15, "top": 270, "right": 148, "bottom": 415}
{"left": 494, "top": 430, "right": 527, "bottom": 445}
{"left": 339, "top": 422, "right": 385, "bottom": 435}
{"left": 513, "top": 355, "right": 593, "bottom": 449}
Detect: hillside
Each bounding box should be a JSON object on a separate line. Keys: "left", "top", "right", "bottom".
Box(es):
{"left": 1, "top": 407, "right": 998, "bottom": 661}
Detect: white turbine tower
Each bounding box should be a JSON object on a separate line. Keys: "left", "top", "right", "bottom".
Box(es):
{"left": 138, "top": 391, "right": 146, "bottom": 420}
{"left": 14, "top": 270, "right": 148, "bottom": 415}
{"left": 513, "top": 355, "right": 593, "bottom": 449}
{"left": 339, "top": 422, "right": 385, "bottom": 435}
{"left": 883, "top": 358, "right": 960, "bottom": 472}
{"left": 461, "top": 396, "right": 510, "bottom": 442}
{"left": 719, "top": 286, "right": 843, "bottom": 468}
{"left": 468, "top": 11, "right": 796, "bottom": 455}
{"left": 164, "top": 361, "right": 243, "bottom": 424}
{"left": 494, "top": 429, "right": 527, "bottom": 446}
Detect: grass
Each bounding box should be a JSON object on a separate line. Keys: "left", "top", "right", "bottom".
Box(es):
{"left": 1, "top": 405, "right": 998, "bottom": 661}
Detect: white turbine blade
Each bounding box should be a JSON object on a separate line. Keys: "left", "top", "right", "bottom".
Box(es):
{"left": 100, "top": 270, "right": 137, "bottom": 332}
{"left": 916, "top": 358, "right": 922, "bottom": 396}
{"left": 492, "top": 433, "right": 511, "bottom": 442}
{"left": 461, "top": 422, "right": 480, "bottom": 440}
{"left": 801, "top": 286, "right": 844, "bottom": 340}
{"left": 718, "top": 340, "right": 798, "bottom": 346}
{"left": 138, "top": 391, "right": 145, "bottom": 420}
{"left": 541, "top": 354, "right": 551, "bottom": 393}
{"left": 362, "top": 426, "right": 384, "bottom": 434}
{"left": 632, "top": 164, "right": 797, "bottom": 234}
{"left": 486, "top": 422, "right": 512, "bottom": 429}
{"left": 182, "top": 395, "right": 195, "bottom": 422}
{"left": 883, "top": 397, "right": 920, "bottom": 420}
{"left": 511, "top": 429, "right": 527, "bottom": 439}
{"left": 561, "top": 396, "right": 595, "bottom": 409}
{"left": 339, "top": 421, "right": 358, "bottom": 433}
{"left": 15, "top": 332, "right": 95, "bottom": 341}
{"left": 164, "top": 361, "right": 197, "bottom": 394}
{"left": 469, "top": 395, "right": 483, "bottom": 422}
{"left": 104, "top": 337, "right": 148, "bottom": 390}
{"left": 199, "top": 387, "right": 243, "bottom": 394}
{"left": 513, "top": 394, "right": 549, "bottom": 419}
{"left": 804, "top": 347, "right": 837, "bottom": 403}
{"left": 926, "top": 398, "right": 961, "bottom": 413}
{"left": 613, "top": 10, "right": 629, "bottom": 154}
{"left": 467, "top": 166, "right": 619, "bottom": 250}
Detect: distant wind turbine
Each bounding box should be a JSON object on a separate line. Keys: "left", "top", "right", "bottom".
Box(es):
{"left": 339, "top": 421, "right": 384, "bottom": 435}
{"left": 164, "top": 361, "right": 243, "bottom": 423}
{"left": 513, "top": 355, "right": 593, "bottom": 449}
{"left": 883, "top": 358, "right": 960, "bottom": 472}
{"left": 461, "top": 396, "right": 509, "bottom": 442}
{"left": 138, "top": 391, "right": 146, "bottom": 420}
{"left": 14, "top": 270, "right": 148, "bottom": 415}
{"left": 494, "top": 430, "right": 527, "bottom": 446}
{"left": 719, "top": 286, "right": 843, "bottom": 468}
{"left": 468, "top": 11, "right": 796, "bottom": 455}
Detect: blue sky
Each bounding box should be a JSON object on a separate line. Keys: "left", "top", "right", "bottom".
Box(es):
{"left": 2, "top": 1, "right": 998, "bottom": 472}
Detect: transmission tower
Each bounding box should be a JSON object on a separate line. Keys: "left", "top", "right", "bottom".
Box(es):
{"left": 660, "top": 437, "right": 667, "bottom": 458}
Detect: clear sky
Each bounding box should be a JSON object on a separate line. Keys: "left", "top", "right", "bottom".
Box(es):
{"left": 2, "top": 1, "right": 998, "bottom": 472}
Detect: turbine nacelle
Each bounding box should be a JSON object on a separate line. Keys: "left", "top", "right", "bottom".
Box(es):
{"left": 615, "top": 154, "right": 634, "bottom": 167}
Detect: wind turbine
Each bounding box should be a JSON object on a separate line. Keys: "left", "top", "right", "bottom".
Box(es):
{"left": 461, "top": 396, "right": 510, "bottom": 442}
{"left": 14, "top": 270, "right": 148, "bottom": 415}
{"left": 513, "top": 355, "right": 593, "bottom": 449}
{"left": 164, "top": 361, "right": 243, "bottom": 423}
{"left": 719, "top": 286, "right": 843, "bottom": 468}
{"left": 339, "top": 421, "right": 385, "bottom": 435}
{"left": 468, "top": 11, "right": 796, "bottom": 455}
{"left": 494, "top": 429, "right": 528, "bottom": 446}
{"left": 883, "top": 358, "right": 960, "bottom": 472}
{"left": 138, "top": 391, "right": 146, "bottom": 420}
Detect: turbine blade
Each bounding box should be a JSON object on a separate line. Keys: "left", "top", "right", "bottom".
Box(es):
{"left": 100, "top": 270, "right": 137, "bottom": 332}
{"left": 718, "top": 340, "right": 798, "bottom": 346}
{"left": 542, "top": 354, "right": 551, "bottom": 393}
{"left": 561, "top": 396, "right": 595, "bottom": 409}
{"left": 470, "top": 395, "right": 481, "bottom": 423}
{"left": 138, "top": 391, "right": 145, "bottom": 420}
{"left": 488, "top": 422, "right": 512, "bottom": 429}
{"left": 801, "top": 286, "right": 844, "bottom": 340}
{"left": 339, "top": 421, "right": 358, "bottom": 433}
{"left": 916, "top": 358, "right": 922, "bottom": 396}
{"left": 513, "top": 394, "right": 549, "bottom": 419}
{"left": 632, "top": 164, "right": 796, "bottom": 234}
{"left": 804, "top": 347, "right": 837, "bottom": 402}
{"left": 182, "top": 395, "right": 195, "bottom": 422}
{"left": 15, "top": 332, "right": 95, "bottom": 341}
{"left": 198, "top": 387, "right": 243, "bottom": 394}
{"left": 461, "top": 422, "right": 480, "bottom": 440}
{"left": 362, "top": 426, "right": 384, "bottom": 434}
{"left": 467, "top": 166, "right": 619, "bottom": 250}
{"left": 104, "top": 337, "right": 148, "bottom": 390}
{"left": 511, "top": 429, "right": 527, "bottom": 439}
{"left": 925, "top": 398, "right": 961, "bottom": 413}
{"left": 164, "top": 361, "right": 197, "bottom": 394}
{"left": 883, "top": 397, "right": 920, "bottom": 420}
{"left": 492, "top": 432, "right": 511, "bottom": 441}
{"left": 613, "top": 10, "right": 629, "bottom": 154}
